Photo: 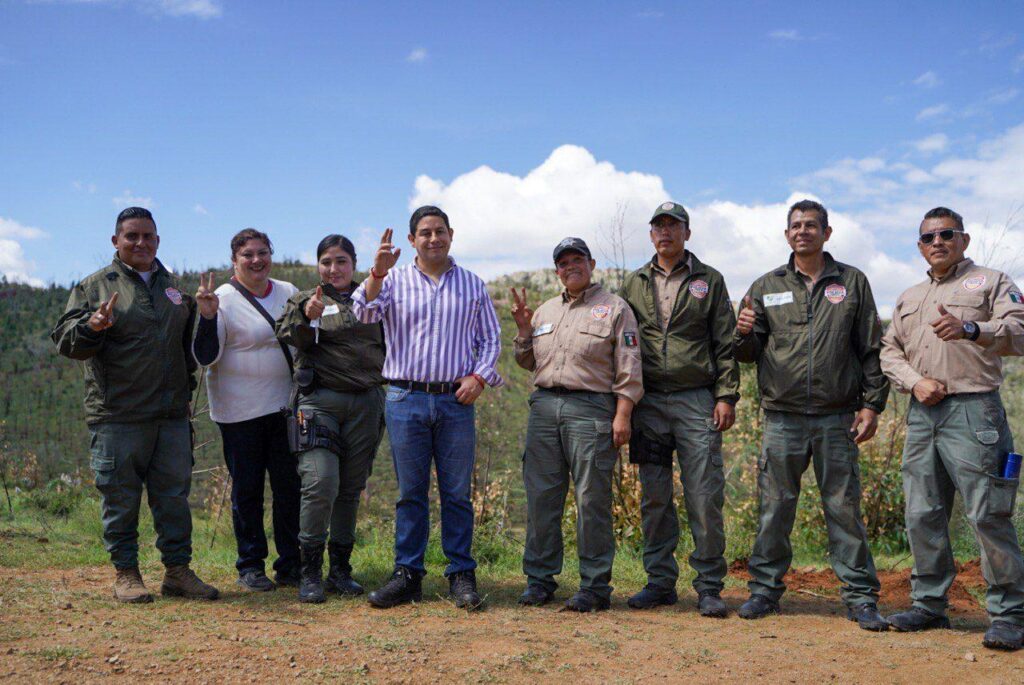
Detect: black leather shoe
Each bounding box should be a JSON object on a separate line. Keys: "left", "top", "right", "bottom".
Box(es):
{"left": 983, "top": 620, "right": 1024, "bottom": 650}
{"left": 627, "top": 584, "right": 678, "bottom": 609}
{"left": 698, "top": 590, "right": 728, "bottom": 618}
{"left": 738, "top": 594, "right": 780, "bottom": 619}
{"left": 237, "top": 568, "right": 276, "bottom": 592}
{"left": 448, "top": 570, "right": 483, "bottom": 610}
{"left": 562, "top": 589, "right": 610, "bottom": 613}
{"left": 298, "top": 543, "right": 326, "bottom": 604}
{"left": 518, "top": 584, "right": 554, "bottom": 607}
{"left": 367, "top": 567, "right": 422, "bottom": 609}
{"left": 324, "top": 542, "right": 364, "bottom": 596}
{"left": 886, "top": 607, "right": 950, "bottom": 632}
{"left": 847, "top": 603, "right": 889, "bottom": 631}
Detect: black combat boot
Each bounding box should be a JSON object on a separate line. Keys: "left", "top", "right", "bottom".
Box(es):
{"left": 367, "top": 566, "right": 422, "bottom": 608}
{"left": 324, "top": 542, "right": 363, "bottom": 596}
{"left": 298, "top": 542, "right": 326, "bottom": 604}
{"left": 448, "top": 569, "right": 483, "bottom": 610}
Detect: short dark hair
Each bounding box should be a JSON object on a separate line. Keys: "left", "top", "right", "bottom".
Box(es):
{"left": 115, "top": 206, "right": 155, "bottom": 235}
{"left": 922, "top": 206, "right": 964, "bottom": 231}
{"left": 230, "top": 228, "right": 274, "bottom": 259}
{"left": 787, "top": 199, "right": 829, "bottom": 230}
{"left": 409, "top": 205, "right": 450, "bottom": 236}
{"left": 316, "top": 234, "right": 356, "bottom": 262}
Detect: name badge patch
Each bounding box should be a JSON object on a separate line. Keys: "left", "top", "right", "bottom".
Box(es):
{"left": 591, "top": 304, "right": 611, "bottom": 320}
{"left": 689, "top": 279, "right": 709, "bottom": 299}
{"left": 963, "top": 275, "right": 986, "bottom": 291}
{"left": 533, "top": 323, "right": 554, "bottom": 336}
{"left": 824, "top": 284, "right": 847, "bottom": 304}
{"left": 164, "top": 287, "right": 182, "bottom": 305}
{"left": 763, "top": 291, "right": 794, "bottom": 307}
{"left": 322, "top": 304, "right": 340, "bottom": 317}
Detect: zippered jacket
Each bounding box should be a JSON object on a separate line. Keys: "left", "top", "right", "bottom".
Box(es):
{"left": 733, "top": 252, "right": 889, "bottom": 415}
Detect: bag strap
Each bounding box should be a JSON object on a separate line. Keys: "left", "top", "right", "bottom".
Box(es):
{"left": 228, "top": 279, "right": 294, "bottom": 376}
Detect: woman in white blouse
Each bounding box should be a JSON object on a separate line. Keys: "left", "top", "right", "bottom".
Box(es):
{"left": 192, "top": 228, "right": 301, "bottom": 592}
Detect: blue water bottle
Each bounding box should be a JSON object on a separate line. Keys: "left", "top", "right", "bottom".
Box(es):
{"left": 1003, "top": 452, "right": 1022, "bottom": 479}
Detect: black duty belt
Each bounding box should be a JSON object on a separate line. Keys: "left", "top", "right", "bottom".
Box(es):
{"left": 540, "top": 386, "right": 602, "bottom": 395}
{"left": 390, "top": 379, "right": 458, "bottom": 394}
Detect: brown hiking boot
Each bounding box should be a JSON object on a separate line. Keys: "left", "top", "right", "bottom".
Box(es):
{"left": 113, "top": 566, "right": 154, "bottom": 604}
{"left": 161, "top": 565, "right": 220, "bottom": 600}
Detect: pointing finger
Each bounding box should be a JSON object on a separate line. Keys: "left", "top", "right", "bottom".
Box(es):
{"left": 106, "top": 292, "right": 119, "bottom": 312}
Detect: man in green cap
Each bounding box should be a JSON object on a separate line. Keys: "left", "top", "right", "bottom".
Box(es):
{"left": 512, "top": 237, "right": 644, "bottom": 612}
{"left": 52, "top": 207, "right": 219, "bottom": 603}
{"left": 619, "top": 202, "right": 738, "bottom": 617}
{"left": 881, "top": 206, "right": 1024, "bottom": 651}
{"left": 733, "top": 198, "right": 889, "bottom": 631}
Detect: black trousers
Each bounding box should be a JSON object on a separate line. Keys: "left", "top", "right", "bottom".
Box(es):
{"left": 217, "top": 412, "right": 301, "bottom": 575}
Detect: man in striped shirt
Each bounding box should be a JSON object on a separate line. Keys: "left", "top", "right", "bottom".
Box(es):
{"left": 352, "top": 205, "right": 503, "bottom": 610}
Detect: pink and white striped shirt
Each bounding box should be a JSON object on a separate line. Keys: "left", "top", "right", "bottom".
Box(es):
{"left": 351, "top": 259, "right": 504, "bottom": 387}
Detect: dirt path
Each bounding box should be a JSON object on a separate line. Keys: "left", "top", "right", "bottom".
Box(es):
{"left": 1, "top": 564, "right": 1022, "bottom": 684}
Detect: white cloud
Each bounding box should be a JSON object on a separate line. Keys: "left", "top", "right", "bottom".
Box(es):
{"left": 406, "top": 48, "right": 428, "bottom": 63}
{"left": 768, "top": 29, "right": 802, "bottom": 41}
{"left": 912, "top": 133, "right": 948, "bottom": 154}
{"left": 1014, "top": 53, "right": 1024, "bottom": 73}
{"left": 112, "top": 190, "right": 154, "bottom": 208}
{"left": 913, "top": 71, "right": 941, "bottom": 89}
{"left": 988, "top": 87, "right": 1019, "bottom": 105}
{"left": 916, "top": 103, "right": 949, "bottom": 121}
{"left": 33, "top": 0, "right": 221, "bottom": 19}
{"left": 72, "top": 179, "right": 97, "bottom": 193}
{"left": 0, "top": 217, "right": 47, "bottom": 286}
{"left": 193, "top": 203, "right": 208, "bottom": 215}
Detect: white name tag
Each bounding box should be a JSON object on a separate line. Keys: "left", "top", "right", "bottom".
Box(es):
{"left": 763, "top": 292, "right": 794, "bottom": 307}
{"left": 322, "top": 304, "right": 340, "bottom": 317}
{"left": 533, "top": 323, "right": 554, "bottom": 336}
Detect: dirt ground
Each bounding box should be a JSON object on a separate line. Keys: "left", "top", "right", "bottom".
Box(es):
{"left": 1, "top": 563, "right": 1022, "bottom": 684}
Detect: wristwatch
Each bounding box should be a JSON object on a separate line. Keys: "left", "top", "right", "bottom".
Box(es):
{"left": 963, "top": 321, "right": 980, "bottom": 341}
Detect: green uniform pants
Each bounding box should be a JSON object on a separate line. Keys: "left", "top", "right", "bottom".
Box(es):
{"left": 749, "top": 410, "right": 880, "bottom": 606}
{"left": 903, "top": 392, "right": 1024, "bottom": 625}
{"left": 522, "top": 389, "right": 618, "bottom": 600}
{"left": 296, "top": 386, "right": 384, "bottom": 546}
{"left": 88, "top": 418, "right": 194, "bottom": 568}
{"left": 636, "top": 387, "right": 726, "bottom": 593}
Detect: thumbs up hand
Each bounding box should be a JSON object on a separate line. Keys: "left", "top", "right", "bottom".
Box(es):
{"left": 735, "top": 294, "right": 756, "bottom": 336}
{"left": 304, "top": 285, "right": 326, "bottom": 321}
{"left": 930, "top": 303, "right": 966, "bottom": 341}
{"left": 88, "top": 292, "right": 119, "bottom": 332}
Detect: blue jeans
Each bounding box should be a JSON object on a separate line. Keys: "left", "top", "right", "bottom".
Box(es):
{"left": 385, "top": 387, "right": 476, "bottom": 576}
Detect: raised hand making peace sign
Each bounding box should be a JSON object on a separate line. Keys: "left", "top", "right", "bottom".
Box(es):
{"left": 88, "top": 292, "right": 119, "bottom": 332}
{"left": 195, "top": 272, "right": 220, "bottom": 320}
{"left": 304, "top": 285, "right": 325, "bottom": 321}
{"left": 510, "top": 287, "right": 534, "bottom": 338}
{"left": 372, "top": 228, "right": 402, "bottom": 277}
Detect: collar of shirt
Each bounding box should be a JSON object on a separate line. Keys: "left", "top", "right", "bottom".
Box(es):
{"left": 928, "top": 257, "right": 974, "bottom": 283}
{"left": 650, "top": 252, "right": 692, "bottom": 277}
{"left": 412, "top": 255, "right": 455, "bottom": 281}
{"left": 561, "top": 282, "right": 602, "bottom": 304}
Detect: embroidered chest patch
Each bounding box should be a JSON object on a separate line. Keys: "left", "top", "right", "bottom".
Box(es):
{"left": 591, "top": 304, "right": 611, "bottom": 320}
{"left": 688, "top": 279, "right": 709, "bottom": 299}
{"left": 824, "top": 284, "right": 847, "bottom": 304}
{"left": 963, "top": 275, "right": 986, "bottom": 291}
{"left": 165, "top": 287, "right": 183, "bottom": 305}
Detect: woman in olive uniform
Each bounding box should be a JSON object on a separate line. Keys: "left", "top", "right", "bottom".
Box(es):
{"left": 275, "top": 235, "right": 386, "bottom": 603}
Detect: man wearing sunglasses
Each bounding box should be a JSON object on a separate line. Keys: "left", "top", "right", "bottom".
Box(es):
{"left": 881, "top": 207, "right": 1024, "bottom": 650}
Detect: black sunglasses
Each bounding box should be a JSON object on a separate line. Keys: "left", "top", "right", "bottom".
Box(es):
{"left": 919, "top": 228, "right": 964, "bottom": 245}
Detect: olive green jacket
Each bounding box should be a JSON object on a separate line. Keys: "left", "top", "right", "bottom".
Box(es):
{"left": 621, "top": 252, "right": 740, "bottom": 403}
{"left": 733, "top": 252, "right": 889, "bottom": 415}
{"left": 51, "top": 257, "right": 198, "bottom": 425}
{"left": 275, "top": 282, "right": 385, "bottom": 393}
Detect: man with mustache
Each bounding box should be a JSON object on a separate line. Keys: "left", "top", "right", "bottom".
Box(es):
{"left": 881, "top": 206, "right": 1024, "bottom": 650}
{"left": 733, "top": 199, "right": 889, "bottom": 630}
{"left": 512, "top": 237, "right": 644, "bottom": 611}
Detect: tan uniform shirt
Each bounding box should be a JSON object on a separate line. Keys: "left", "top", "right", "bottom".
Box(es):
{"left": 514, "top": 284, "right": 644, "bottom": 404}
{"left": 651, "top": 255, "right": 690, "bottom": 331}
{"left": 881, "top": 258, "right": 1024, "bottom": 394}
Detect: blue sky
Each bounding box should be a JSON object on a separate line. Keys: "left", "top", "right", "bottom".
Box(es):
{"left": 2, "top": 0, "right": 1023, "bottom": 311}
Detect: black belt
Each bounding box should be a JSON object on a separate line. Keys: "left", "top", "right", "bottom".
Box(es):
{"left": 539, "top": 386, "right": 602, "bottom": 395}
{"left": 390, "top": 379, "right": 459, "bottom": 394}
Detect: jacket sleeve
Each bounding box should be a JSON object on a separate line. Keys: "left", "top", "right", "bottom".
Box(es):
{"left": 710, "top": 278, "right": 740, "bottom": 404}
{"left": 852, "top": 276, "right": 889, "bottom": 413}
{"left": 732, "top": 281, "right": 767, "bottom": 363}
{"left": 51, "top": 281, "right": 105, "bottom": 360}
{"left": 275, "top": 291, "right": 316, "bottom": 352}
{"left": 192, "top": 312, "right": 225, "bottom": 367}
{"left": 975, "top": 272, "right": 1024, "bottom": 355}
{"left": 611, "top": 304, "right": 644, "bottom": 404}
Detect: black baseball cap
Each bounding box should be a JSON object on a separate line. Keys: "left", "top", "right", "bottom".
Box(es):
{"left": 553, "top": 237, "right": 592, "bottom": 263}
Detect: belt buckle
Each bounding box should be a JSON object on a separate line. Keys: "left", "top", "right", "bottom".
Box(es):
{"left": 426, "top": 382, "right": 440, "bottom": 394}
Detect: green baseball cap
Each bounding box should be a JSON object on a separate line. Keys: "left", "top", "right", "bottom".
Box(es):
{"left": 650, "top": 201, "right": 690, "bottom": 225}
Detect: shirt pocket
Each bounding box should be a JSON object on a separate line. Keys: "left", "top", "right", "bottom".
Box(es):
{"left": 575, "top": 319, "right": 612, "bottom": 359}
{"left": 945, "top": 293, "right": 987, "bottom": 322}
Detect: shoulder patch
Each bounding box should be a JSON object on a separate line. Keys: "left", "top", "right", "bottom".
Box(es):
{"left": 1010, "top": 291, "right": 1023, "bottom": 304}
{"left": 623, "top": 331, "right": 638, "bottom": 347}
